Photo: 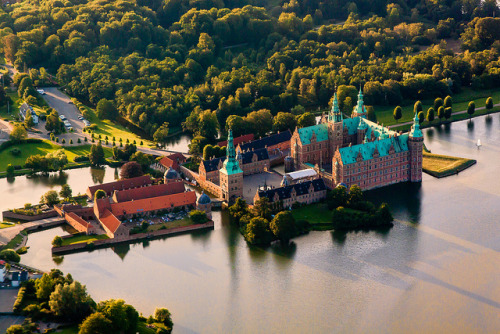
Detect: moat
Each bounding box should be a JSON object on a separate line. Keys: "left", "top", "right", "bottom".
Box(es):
{"left": 2, "top": 115, "right": 500, "bottom": 333}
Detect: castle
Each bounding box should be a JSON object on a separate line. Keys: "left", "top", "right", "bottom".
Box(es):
{"left": 290, "top": 88, "right": 423, "bottom": 191}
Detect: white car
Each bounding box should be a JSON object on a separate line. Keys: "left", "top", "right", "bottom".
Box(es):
{"left": 64, "top": 121, "right": 71, "bottom": 127}
{"left": 83, "top": 120, "right": 91, "bottom": 126}
{"left": 59, "top": 115, "right": 66, "bottom": 120}
{"left": 37, "top": 89, "right": 45, "bottom": 95}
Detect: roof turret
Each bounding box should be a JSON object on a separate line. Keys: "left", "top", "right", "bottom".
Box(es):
{"left": 410, "top": 112, "right": 423, "bottom": 138}
{"left": 164, "top": 167, "right": 179, "bottom": 180}
{"left": 329, "top": 92, "right": 342, "bottom": 123}
{"left": 197, "top": 192, "right": 211, "bottom": 205}
{"left": 221, "top": 129, "right": 243, "bottom": 175}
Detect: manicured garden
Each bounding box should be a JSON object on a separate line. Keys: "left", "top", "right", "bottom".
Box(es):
{"left": 0, "top": 140, "right": 113, "bottom": 173}
{"left": 422, "top": 152, "right": 476, "bottom": 178}
{"left": 60, "top": 234, "right": 109, "bottom": 246}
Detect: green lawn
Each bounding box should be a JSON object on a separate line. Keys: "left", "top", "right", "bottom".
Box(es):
{"left": 0, "top": 91, "right": 22, "bottom": 120}
{"left": 291, "top": 203, "right": 332, "bottom": 225}
{"left": 0, "top": 221, "right": 17, "bottom": 229}
{"left": 0, "top": 141, "right": 113, "bottom": 172}
{"left": 146, "top": 217, "right": 195, "bottom": 232}
{"left": 374, "top": 88, "right": 500, "bottom": 126}
{"left": 60, "top": 234, "right": 109, "bottom": 246}
{"left": 422, "top": 152, "right": 476, "bottom": 178}
{"left": 80, "top": 104, "right": 153, "bottom": 147}
{"left": 1, "top": 231, "right": 25, "bottom": 250}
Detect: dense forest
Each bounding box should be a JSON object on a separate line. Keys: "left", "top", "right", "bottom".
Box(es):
{"left": 0, "top": 0, "right": 499, "bottom": 139}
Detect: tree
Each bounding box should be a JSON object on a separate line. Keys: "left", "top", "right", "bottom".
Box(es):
{"left": 6, "top": 164, "right": 14, "bottom": 177}
{"left": 0, "top": 249, "right": 20, "bottom": 263}
{"left": 434, "top": 97, "right": 444, "bottom": 111}
{"left": 244, "top": 217, "right": 273, "bottom": 245}
{"left": 418, "top": 111, "right": 425, "bottom": 124}
{"left": 327, "top": 186, "right": 348, "bottom": 210}
{"left": 203, "top": 144, "right": 214, "bottom": 161}
{"left": 153, "top": 122, "right": 169, "bottom": 148}
{"left": 269, "top": 211, "right": 297, "bottom": 242}
{"left": 273, "top": 112, "right": 297, "bottom": 132}
{"left": 467, "top": 101, "right": 475, "bottom": 120}
{"left": 444, "top": 107, "right": 452, "bottom": 120}
{"left": 10, "top": 125, "right": 27, "bottom": 142}
{"left": 89, "top": 143, "right": 105, "bottom": 166}
{"left": 97, "top": 299, "right": 139, "bottom": 333}
{"left": 36, "top": 273, "right": 56, "bottom": 299}
{"left": 393, "top": 106, "right": 402, "bottom": 122}
{"left": 246, "top": 109, "right": 273, "bottom": 138}
{"left": 45, "top": 109, "right": 63, "bottom": 134}
{"left": 296, "top": 112, "right": 316, "bottom": 128}
{"left": 225, "top": 115, "right": 248, "bottom": 137}
{"left": 96, "top": 99, "right": 117, "bottom": 120}
{"left": 59, "top": 184, "right": 72, "bottom": 199}
{"left": 119, "top": 161, "right": 143, "bottom": 179}
{"left": 24, "top": 113, "right": 34, "bottom": 128}
{"left": 46, "top": 150, "right": 68, "bottom": 171}
{"left": 228, "top": 197, "right": 250, "bottom": 225}
{"left": 253, "top": 197, "right": 272, "bottom": 221}
{"left": 52, "top": 236, "right": 63, "bottom": 248}
{"left": 426, "top": 107, "right": 435, "bottom": 123}
{"left": 130, "top": 151, "right": 154, "bottom": 171}
{"left": 437, "top": 106, "right": 445, "bottom": 123}
{"left": 444, "top": 95, "right": 452, "bottom": 108}
{"left": 348, "top": 185, "right": 363, "bottom": 206}
{"left": 198, "top": 110, "right": 219, "bottom": 141}
{"left": 414, "top": 100, "right": 423, "bottom": 114}
{"left": 49, "top": 281, "right": 94, "bottom": 321}
{"left": 189, "top": 210, "right": 207, "bottom": 224}
{"left": 40, "top": 190, "right": 59, "bottom": 206}
{"left": 94, "top": 189, "right": 106, "bottom": 199}
{"left": 154, "top": 308, "right": 173, "bottom": 330}
{"left": 485, "top": 97, "right": 493, "bottom": 111}
{"left": 79, "top": 312, "right": 112, "bottom": 334}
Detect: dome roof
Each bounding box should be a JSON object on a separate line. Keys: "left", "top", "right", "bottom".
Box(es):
{"left": 198, "top": 192, "right": 211, "bottom": 204}
{"left": 164, "top": 167, "right": 179, "bottom": 179}
{"left": 284, "top": 155, "right": 293, "bottom": 161}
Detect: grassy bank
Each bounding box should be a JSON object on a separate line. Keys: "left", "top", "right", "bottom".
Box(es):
{"left": 374, "top": 88, "right": 500, "bottom": 126}
{"left": 291, "top": 203, "right": 337, "bottom": 230}
{"left": 60, "top": 234, "right": 109, "bottom": 246}
{"left": 422, "top": 152, "right": 476, "bottom": 178}
{"left": 79, "top": 104, "right": 154, "bottom": 147}
{"left": 1, "top": 230, "right": 26, "bottom": 250}
{"left": 0, "top": 140, "right": 113, "bottom": 172}
{"left": 146, "top": 217, "right": 195, "bottom": 232}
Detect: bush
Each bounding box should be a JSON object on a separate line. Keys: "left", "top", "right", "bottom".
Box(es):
{"left": 74, "top": 155, "right": 90, "bottom": 162}
{"left": 0, "top": 249, "right": 21, "bottom": 262}
{"left": 10, "top": 148, "right": 21, "bottom": 156}
{"left": 55, "top": 137, "right": 59, "bottom": 143}
{"left": 61, "top": 138, "right": 66, "bottom": 144}
{"left": 69, "top": 139, "right": 73, "bottom": 145}
{"left": 13, "top": 287, "right": 26, "bottom": 313}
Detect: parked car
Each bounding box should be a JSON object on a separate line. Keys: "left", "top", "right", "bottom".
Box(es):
{"left": 68, "top": 100, "right": 73, "bottom": 104}
{"left": 36, "top": 89, "right": 45, "bottom": 95}
{"left": 83, "top": 120, "right": 91, "bottom": 126}
{"left": 59, "top": 115, "right": 66, "bottom": 120}
{"left": 78, "top": 116, "right": 84, "bottom": 120}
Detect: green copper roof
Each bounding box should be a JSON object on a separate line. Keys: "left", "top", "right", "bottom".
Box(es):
{"left": 339, "top": 134, "right": 409, "bottom": 165}
{"left": 298, "top": 123, "right": 328, "bottom": 145}
{"left": 343, "top": 118, "right": 359, "bottom": 135}
{"left": 221, "top": 129, "right": 243, "bottom": 175}
{"left": 329, "top": 93, "right": 342, "bottom": 123}
{"left": 410, "top": 112, "right": 423, "bottom": 138}
{"left": 353, "top": 87, "right": 366, "bottom": 117}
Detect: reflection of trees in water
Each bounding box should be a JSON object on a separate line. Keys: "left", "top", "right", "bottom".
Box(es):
{"left": 114, "top": 168, "right": 119, "bottom": 180}
{"left": 467, "top": 119, "right": 474, "bottom": 132}
{"left": 270, "top": 240, "right": 297, "bottom": 263}
{"left": 365, "top": 182, "right": 422, "bottom": 224}
{"left": 485, "top": 115, "right": 492, "bottom": 132}
{"left": 90, "top": 167, "right": 105, "bottom": 184}
{"left": 190, "top": 229, "right": 212, "bottom": 245}
{"left": 52, "top": 255, "right": 64, "bottom": 265}
{"left": 6, "top": 176, "right": 15, "bottom": 184}
{"left": 27, "top": 171, "right": 69, "bottom": 187}
{"left": 112, "top": 244, "right": 130, "bottom": 261}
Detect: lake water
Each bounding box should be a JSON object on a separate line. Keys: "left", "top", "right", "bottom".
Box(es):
{"left": 3, "top": 116, "right": 500, "bottom": 333}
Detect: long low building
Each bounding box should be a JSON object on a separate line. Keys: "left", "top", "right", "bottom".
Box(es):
{"left": 86, "top": 175, "right": 153, "bottom": 199}
{"left": 254, "top": 179, "right": 327, "bottom": 209}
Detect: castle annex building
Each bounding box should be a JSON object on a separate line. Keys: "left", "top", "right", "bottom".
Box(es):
{"left": 291, "top": 88, "right": 423, "bottom": 191}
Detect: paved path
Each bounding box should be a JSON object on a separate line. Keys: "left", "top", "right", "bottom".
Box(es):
{"left": 0, "top": 217, "right": 62, "bottom": 248}
{"left": 388, "top": 103, "right": 500, "bottom": 128}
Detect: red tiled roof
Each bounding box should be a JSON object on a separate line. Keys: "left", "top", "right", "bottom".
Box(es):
{"left": 167, "top": 153, "right": 186, "bottom": 161}
{"left": 65, "top": 212, "right": 91, "bottom": 230}
{"left": 99, "top": 209, "right": 122, "bottom": 234}
{"left": 159, "top": 153, "right": 186, "bottom": 170}
{"left": 113, "top": 181, "right": 185, "bottom": 202}
{"left": 87, "top": 175, "right": 152, "bottom": 197}
{"left": 217, "top": 134, "right": 254, "bottom": 147}
{"left": 110, "top": 191, "right": 197, "bottom": 217}
{"left": 94, "top": 198, "right": 111, "bottom": 218}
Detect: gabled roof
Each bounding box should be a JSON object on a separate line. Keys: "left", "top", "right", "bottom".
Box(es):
{"left": 66, "top": 212, "right": 91, "bottom": 230}
{"left": 159, "top": 153, "right": 187, "bottom": 170}
{"left": 110, "top": 191, "right": 197, "bottom": 217}
{"left": 238, "top": 130, "right": 292, "bottom": 151}
{"left": 285, "top": 169, "right": 317, "bottom": 180}
{"left": 99, "top": 209, "right": 122, "bottom": 234}
{"left": 257, "top": 179, "right": 326, "bottom": 201}
{"left": 202, "top": 157, "right": 225, "bottom": 173}
{"left": 238, "top": 148, "right": 269, "bottom": 164}
{"left": 218, "top": 134, "right": 254, "bottom": 147}
{"left": 339, "top": 134, "right": 409, "bottom": 165}
{"left": 297, "top": 124, "right": 328, "bottom": 145}
{"left": 87, "top": 175, "right": 152, "bottom": 197}
{"left": 113, "top": 181, "right": 185, "bottom": 203}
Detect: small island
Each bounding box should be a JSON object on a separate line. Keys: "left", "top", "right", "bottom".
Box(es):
{"left": 422, "top": 151, "right": 476, "bottom": 178}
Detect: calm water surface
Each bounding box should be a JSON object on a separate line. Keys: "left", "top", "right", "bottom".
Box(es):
{"left": 3, "top": 116, "right": 500, "bottom": 333}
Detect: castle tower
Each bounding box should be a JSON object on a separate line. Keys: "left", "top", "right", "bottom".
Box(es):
{"left": 220, "top": 129, "right": 243, "bottom": 203}
{"left": 351, "top": 86, "right": 367, "bottom": 118}
{"left": 164, "top": 167, "right": 180, "bottom": 184}
{"left": 197, "top": 192, "right": 212, "bottom": 219}
{"left": 328, "top": 92, "right": 344, "bottom": 158}
{"left": 356, "top": 118, "right": 368, "bottom": 144}
{"left": 409, "top": 112, "right": 423, "bottom": 182}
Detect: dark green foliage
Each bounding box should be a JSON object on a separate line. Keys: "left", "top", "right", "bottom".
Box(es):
{"left": 427, "top": 107, "right": 435, "bottom": 123}
{"left": 244, "top": 217, "right": 273, "bottom": 245}
{"left": 0, "top": 249, "right": 21, "bottom": 262}
{"left": 326, "top": 186, "right": 348, "bottom": 210}
{"left": 119, "top": 161, "right": 144, "bottom": 179}
{"left": 269, "top": 211, "right": 297, "bottom": 242}
{"left": 96, "top": 299, "right": 139, "bottom": 333}
{"left": 96, "top": 99, "right": 118, "bottom": 120}
{"left": 52, "top": 236, "right": 63, "bottom": 248}
{"left": 89, "top": 143, "right": 105, "bottom": 166}
{"left": 444, "top": 107, "right": 453, "bottom": 120}
{"left": 94, "top": 189, "right": 106, "bottom": 199}
{"left": 331, "top": 203, "right": 394, "bottom": 230}
{"left": 297, "top": 112, "right": 316, "bottom": 128}
{"left": 189, "top": 210, "right": 208, "bottom": 224}
{"left": 467, "top": 101, "right": 475, "bottom": 119}
{"left": 79, "top": 312, "right": 113, "bottom": 334}
{"left": 393, "top": 106, "right": 402, "bottom": 122}
{"left": 418, "top": 111, "right": 425, "bottom": 124}
{"left": 485, "top": 97, "right": 493, "bottom": 110}
{"left": 154, "top": 308, "right": 173, "bottom": 332}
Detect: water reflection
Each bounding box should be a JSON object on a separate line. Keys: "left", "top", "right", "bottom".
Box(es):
{"left": 91, "top": 167, "right": 107, "bottom": 184}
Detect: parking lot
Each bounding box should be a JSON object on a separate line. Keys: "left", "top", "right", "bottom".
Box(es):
{"left": 40, "top": 87, "right": 87, "bottom": 134}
